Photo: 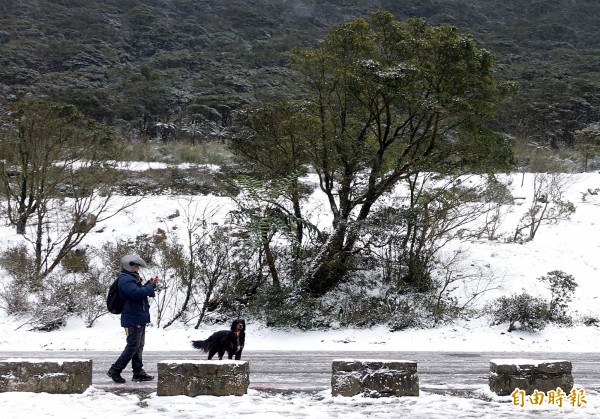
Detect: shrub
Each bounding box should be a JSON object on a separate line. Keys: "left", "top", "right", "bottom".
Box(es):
{"left": 27, "top": 275, "right": 85, "bottom": 332}
{"left": 96, "top": 237, "right": 157, "bottom": 273}
{"left": 0, "top": 244, "right": 38, "bottom": 289}
{"left": 580, "top": 315, "right": 599, "bottom": 327}
{"left": 249, "top": 285, "right": 320, "bottom": 329}
{"left": 488, "top": 292, "right": 549, "bottom": 332}
{"left": 79, "top": 271, "right": 109, "bottom": 328}
{"left": 388, "top": 297, "right": 428, "bottom": 331}
{"left": 0, "top": 282, "right": 31, "bottom": 315}
{"left": 538, "top": 270, "right": 577, "bottom": 324}
{"left": 61, "top": 248, "right": 90, "bottom": 273}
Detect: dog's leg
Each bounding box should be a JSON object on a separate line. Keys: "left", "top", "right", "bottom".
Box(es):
{"left": 234, "top": 349, "right": 243, "bottom": 360}
{"left": 218, "top": 349, "right": 225, "bottom": 360}
{"left": 207, "top": 348, "right": 217, "bottom": 360}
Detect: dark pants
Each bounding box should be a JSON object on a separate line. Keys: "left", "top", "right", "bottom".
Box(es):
{"left": 110, "top": 325, "right": 146, "bottom": 373}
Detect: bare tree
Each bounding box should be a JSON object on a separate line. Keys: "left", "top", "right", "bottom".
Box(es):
{"left": 366, "top": 173, "right": 508, "bottom": 291}
{"left": 192, "top": 226, "right": 239, "bottom": 329}
{"left": 513, "top": 173, "right": 575, "bottom": 242}
{"left": 0, "top": 98, "right": 140, "bottom": 284}
{"left": 157, "top": 199, "right": 215, "bottom": 328}
{"left": 429, "top": 249, "right": 501, "bottom": 325}
{"left": 158, "top": 198, "right": 239, "bottom": 329}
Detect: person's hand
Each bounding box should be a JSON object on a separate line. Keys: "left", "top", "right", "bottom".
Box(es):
{"left": 149, "top": 275, "right": 158, "bottom": 286}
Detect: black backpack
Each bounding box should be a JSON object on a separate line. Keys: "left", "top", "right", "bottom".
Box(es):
{"left": 106, "top": 278, "right": 125, "bottom": 314}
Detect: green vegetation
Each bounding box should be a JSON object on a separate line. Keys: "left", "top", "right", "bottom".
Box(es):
{"left": 0, "top": 1, "right": 598, "bottom": 163}
{"left": 281, "top": 12, "right": 513, "bottom": 296}
{"left": 487, "top": 270, "right": 578, "bottom": 332}
{"left": 0, "top": 1, "right": 596, "bottom": 331}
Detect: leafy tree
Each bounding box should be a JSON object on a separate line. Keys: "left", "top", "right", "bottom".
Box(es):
{"left": 289, "top": 12, "right": 515, "bottom": 296}
{"left": 230, "top": 102, "right": 316, "bottom": 247}
{"left": 229, "top": 174, "right": 318, "bottom": 287}
{"left": 575, "top": 123, "right": 600, "bottom": 172}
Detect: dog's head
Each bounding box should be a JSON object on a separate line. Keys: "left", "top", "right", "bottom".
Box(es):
{"left": 230, "top": 319, "right": 245, "bottom": 332}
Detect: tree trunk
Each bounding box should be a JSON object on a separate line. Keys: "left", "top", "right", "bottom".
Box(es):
{"left": 164, "top": 232, "right": 197, "bottom": 329}
{"left": 263, "top": 237, "right": 280, "bottom": 287}
{"left": 162, "top": 267, "right": 194, "bottom": 329}
{"left": 34, "top": 209, "right": 44, "bottom": 281}
{"left": 16, "top": 218, "right": 26, "bottom": 235}
{"left": 195, "top": 279, "right": 216, "bottom": 329}
{"left": 303, "top": 221, "right": 348, "bottom": 296}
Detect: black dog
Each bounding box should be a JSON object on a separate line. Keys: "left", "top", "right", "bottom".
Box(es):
{"left": 191, "top": 319, "right": 246, "bottom": 360}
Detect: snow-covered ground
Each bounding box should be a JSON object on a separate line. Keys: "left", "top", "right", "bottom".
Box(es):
{"left": 1, "top": 386, "right": 594, "bottom": 419}
{"left": 1, "top": 170, "right": 600, "bottom": 417}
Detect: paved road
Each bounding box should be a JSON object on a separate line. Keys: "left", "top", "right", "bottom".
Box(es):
{"left": 1, "top": 350, "right": 598, "bottom": 395}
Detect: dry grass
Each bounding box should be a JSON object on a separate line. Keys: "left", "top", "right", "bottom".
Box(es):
{"left": 116, "top": 141, "right": 233, "bottom": 165}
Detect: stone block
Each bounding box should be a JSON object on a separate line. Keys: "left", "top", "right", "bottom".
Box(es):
{"left": 157, "top": 360, "right": 249, "bottom": 397}
{"left": 489, "top": 359, "right": 573, "bottom": 396}
{"left": 0, "top": 359, "right": 92, "bottom": 394}
{"left": 331, "top": 359, "right": 419, "bottom": 398}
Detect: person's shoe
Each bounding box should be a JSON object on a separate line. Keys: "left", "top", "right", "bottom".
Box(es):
{"left": 106, "top": 368, "right": 126, "bottom": 384}
{"left": 132, "top": 370, "right": 154, "bottom": 382}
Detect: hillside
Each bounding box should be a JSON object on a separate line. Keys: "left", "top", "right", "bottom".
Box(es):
{"left": 1, "top": 170, "right": 600, "bottom": 350}
{"left": 0, "top": 0, "right": 598, "bottom": 149}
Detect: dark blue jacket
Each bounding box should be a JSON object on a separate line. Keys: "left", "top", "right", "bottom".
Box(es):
{"left": 117, "top": 269, "right": 156, "bottom": 327}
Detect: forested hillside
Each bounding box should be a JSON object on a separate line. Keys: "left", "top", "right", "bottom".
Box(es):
{"left": 1, "top": 0, "right": 598, "bottom": 154}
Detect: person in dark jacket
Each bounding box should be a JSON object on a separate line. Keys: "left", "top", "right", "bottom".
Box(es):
{"left": 106, "top": 254, "right": 158, "bottom": 384}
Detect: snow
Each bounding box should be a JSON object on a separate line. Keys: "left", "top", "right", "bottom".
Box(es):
{"left": 160, "top": 359, "right": 246, "bottom": 365}
{"left": 1, "top": 171, "right": 599, "bottom": 417}
{"left": 1, "top": 358, "right": 90, "bottom": 364}
{"left": 1, "top": 387, "right": 593, "bottom": 418}
{"left": 489, "top": 359, "right": 569, "bottom": 365}
{"left": 333, "top": 359, "right": 416, "bottom": 363}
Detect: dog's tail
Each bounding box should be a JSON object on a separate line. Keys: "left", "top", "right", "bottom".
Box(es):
{"left": 191, "top": 340, "right": 209, "bottom": 352}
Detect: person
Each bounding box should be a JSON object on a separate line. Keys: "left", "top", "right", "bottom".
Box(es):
{"left": 106, "top": 254, "right": 158, "bottom": 384}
